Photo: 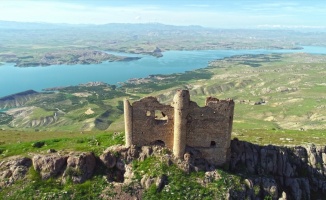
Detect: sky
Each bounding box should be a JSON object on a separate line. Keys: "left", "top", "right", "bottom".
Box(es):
{"left": 1, "top": 0, "right": 326, "bottom": 29}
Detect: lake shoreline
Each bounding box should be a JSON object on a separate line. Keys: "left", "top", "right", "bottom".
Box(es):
{"left": 1, "top": 46, "right": 326, "bottom": 98}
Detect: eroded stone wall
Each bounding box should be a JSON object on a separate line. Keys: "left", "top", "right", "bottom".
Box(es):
{"left": 124, "top": 90, "right": 234, "bottom": 166}
{"left": 186, "top": 99, "right": 234, "bottom": 165}
{"left": 130, "top": 97, "right": 174, "bottom": 149}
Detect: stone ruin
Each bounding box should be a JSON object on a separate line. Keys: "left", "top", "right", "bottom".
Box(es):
{"left": 124, "top": 90, "right": 234, "bottom": 166}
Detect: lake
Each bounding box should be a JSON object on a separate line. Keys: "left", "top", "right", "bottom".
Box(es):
{"left": 1, "top": 46, "right": 326, "bottom": 98}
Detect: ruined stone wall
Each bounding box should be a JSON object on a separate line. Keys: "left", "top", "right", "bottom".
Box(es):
{"left": 130, "top": 97, "right": 174, "bottom": 149}
{"left": 186, "top": 98, "right": 234, "bottom": 165}
{"left": 124, "top": 90, "right": 234, "bottom": 166}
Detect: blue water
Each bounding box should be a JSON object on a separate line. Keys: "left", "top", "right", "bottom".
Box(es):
{"left": 0, "top": 46, "right": 326, "bottom": 98}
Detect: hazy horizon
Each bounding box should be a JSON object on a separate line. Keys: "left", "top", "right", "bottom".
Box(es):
{"left": 1, "top": 0, "right": 326, "bottom": 30}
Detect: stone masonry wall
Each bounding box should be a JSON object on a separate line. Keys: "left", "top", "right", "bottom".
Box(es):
{"left": 186, "top": 99, "right": 234, "bottom": 165}
{"left": 131, "top": 97, "right": 174, "bottom": 149}
{"left": 124, "top": 90, "right": 235, "bottom": 166}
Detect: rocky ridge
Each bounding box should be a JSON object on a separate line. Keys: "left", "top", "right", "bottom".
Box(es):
{"left": 0, "top": 141, "right": 325, "bottom": 199}
{"left": 229, "top": 139, "right": 326, "bottom": 200}
{"left": 0, "top": 90, "right": 39, "bottom": 108}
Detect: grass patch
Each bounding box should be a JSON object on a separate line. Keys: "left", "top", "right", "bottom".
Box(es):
{"left": 132, "top": 156, "right": 243, "bottom": 200}
{"left": 0, "top": 131, "right": 124, "bottom": 158}
{"left": 0, "top": 167, "right": 108, "bottom": 200}
{"left": 232, "top": 128, "right": 326, "bottom": 146}
{"left": 30, "top": 107, "right": 55, "bottom": 119}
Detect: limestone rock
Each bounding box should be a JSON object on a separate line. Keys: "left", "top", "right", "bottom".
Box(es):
{"left": 261, "top": 147, "right": 278, "bottom": 174}
{"left": 307, "top": 144, "right": 318, "bottom": 168}
{"left": 100, "top": 151, "right": 117, "bottom": 168}
{"left": 124, "top": 164, "right": 134, "bottom": 183}
{"left": 32, "top": 154, "right": 67, "bottom": 179}
{"left": 285, "top": 178, "right": 310, "bottom": 200}
{"left": 114, "top": 170, "right": 125, "bottom": 183}
{"left": 127, "top": 145, "right": 140, "bottom": 162}
{"left": 204, "top": 170, "right": 221, "bottom": 184}
{"left": 262, "top": 178, "right": 278, "bottom": 199}
{"left": 141, "top": 175, "right": 155, "bottom": 189}
{"left": 278, "top": 191, "right": 287, "bottom": 200}
{"left": 244, "top": 179, "right": 253, "bottom": 189}
{"left": 47, "top": 149, "right": 57, "bottom": 153}
{"left": 116, "top": 159, "right": 126, "bottom": 171}
{"left": 0, "top": 156, "right": 32, "bottom": 187}
{"left": 139, "top": 146, "right": 153, "bottom": 161}
{"left": 229, "top": 140, "right": 326, "bottom": 199}
{"left": 155, "top": 174, "right": 168, "bottom": 192}
{"left": 62, "top": 152, "right": 96, "bottom": 184}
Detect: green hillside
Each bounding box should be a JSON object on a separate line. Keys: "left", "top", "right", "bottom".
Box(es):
{"left": 1, "top": 52, "right": 326, "bottom": 146}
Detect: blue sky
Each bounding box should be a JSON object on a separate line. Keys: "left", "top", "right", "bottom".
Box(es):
{"left": 1, "top": 0, "right": 326, "bottom": 29}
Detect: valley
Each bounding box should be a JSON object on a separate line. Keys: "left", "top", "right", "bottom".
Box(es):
{"left": 1, "top": 53, "right": 326, "bottom": 146}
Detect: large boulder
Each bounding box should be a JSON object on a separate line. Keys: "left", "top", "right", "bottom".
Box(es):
{"left": 62, "top": 152, "right": 96, "bottom": 184}
{"left": 0, "top": 156, "right": 32, "bottom": 187}
{"left": 99, "top": 151, "right": 117, "bottom": 168}
{"left": 32, "top": 154, "right": 67, "bottom": 179}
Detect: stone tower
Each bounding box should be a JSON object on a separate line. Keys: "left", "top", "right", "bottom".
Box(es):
{"left": 172, "top": 90, "right": 190, "bottom": 159}
{"left": 124, "top": 99, "right": 133, "bottom": 146}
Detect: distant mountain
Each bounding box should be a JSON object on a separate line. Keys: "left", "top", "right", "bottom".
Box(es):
{"left": 0, "top": 20, "right": 74, "bottom": 29}
{"left": 0, "top": 20, "right": 204, "bottom": 31}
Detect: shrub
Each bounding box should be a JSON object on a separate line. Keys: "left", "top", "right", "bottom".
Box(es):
{"left": 31, "top": 141, "right": 45, "bottom": 148}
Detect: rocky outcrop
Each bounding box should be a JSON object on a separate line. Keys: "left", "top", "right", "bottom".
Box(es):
{"left": 100, "top": 151, "right": 117, "bottom": 168}
{"left": 1, "top": 141, "right": 325, "bottom": 200}
{"left": 32, "top": 154, "right": 67, "bottom": 179}
{"left": 31, "top": 152, "right": 96, "bottom": 184}
{"left": 0, "top": 156, "right": 32, "bottom": 187}
{"left": 229, "top": 139, "right": 326, "bottom": 200}
{"left": 62, "top": 152, "right": 96, "bottom": 184}
{"left": 100, "top": 145, "right": 148, "bottom": 183}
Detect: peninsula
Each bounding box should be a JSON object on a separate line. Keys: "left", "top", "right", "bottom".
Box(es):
{"left": 0, "top": 50, "right": 141, "bottom": 67}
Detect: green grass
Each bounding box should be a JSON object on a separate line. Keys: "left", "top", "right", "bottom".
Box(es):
{"left": 0, "top": 131, "right": 124, "bottom": 158}
{"left": 30, "top": 107, "right": 55, "bottom": 119}
{"left": 0, "top": 166, "right": 109, "bottom": 200}
{"left": 232, "top": 128, "right": 326, "bottom": 146}
{"left": 0, "top": 150, "right": 244, "bottom": 200}
{"left": 132, "top": 155, "right": 243, "bottom": 200}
